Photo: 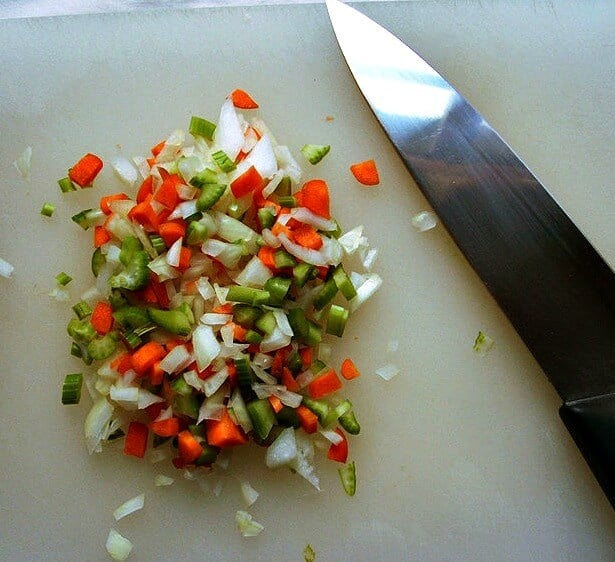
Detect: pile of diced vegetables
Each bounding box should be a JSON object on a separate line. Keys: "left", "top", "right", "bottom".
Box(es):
{"left": 58, "top": 91, "right": 383, "bottom": 549}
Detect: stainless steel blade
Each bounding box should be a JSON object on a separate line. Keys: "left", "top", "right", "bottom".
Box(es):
{"left": 326, "top": 0, "right": 615, "bottom": 403}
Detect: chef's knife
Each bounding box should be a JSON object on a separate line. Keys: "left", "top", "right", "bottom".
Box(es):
{"left": 326, "top": 0, "right": 615, "bottom": 507}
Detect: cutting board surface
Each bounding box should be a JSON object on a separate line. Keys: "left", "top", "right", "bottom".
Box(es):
{"left": 1, "top": 2, "right": 614, "bottom": 561}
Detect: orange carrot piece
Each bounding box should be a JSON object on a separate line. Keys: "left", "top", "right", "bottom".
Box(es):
{"left": 131, "top": 341, "right": 166, "bottom": 376}
{"left": 68, "top": 153, "right": 103, "bottom": 188}
{"left": 151, "top": 140, "right": 166, "bottom": 157}
{"left": 350, "top": 159, "right": 380, "bottom": 186}
{"left": 230, "top": 165, "right": 264, "bottom": 198}
{"left": 136, "top": 176, "right": 154, "bottom": 203}
{"left": 128, "top": 195, "right": 159, "bottom": 231}
{"left": 110, "top": 353, "right": 133, "bottom": 375}
{"left": 206, "top": 409, "right": 248, "bottom": 448}
{"left": 182, "top": 279, "right": 198, "bottom": 295}
{"left": 177, "top": 246, "right": 192, "bottom": 270}
{"left": 153, "top": 170, "right": 181, "bottom": 210}
{"left": 124, "top": 421, "right": 148, "bottom": 458}
{"left": 231, "top": 89, "right": 259, "bottom": 109}
{"left": 212, "top": 302, "right": 234, "bottom": 314}
{"left": 90, "top": 301, "right": 114, "bottom": 335}
{"left": 149, "top": 417, "right": 180, "bottom": 438}
{"left": 271, "top": 347, "right": 289, "bottom": 377}
{"left": 158, "top": 220, "right": 186, "bottom": 247}
{"left": 296, "top": 179, "right": 330, "bottom": 218}
{"left": 268, "top": 395, "right": 284, "bottom": 414}
{"left": 292, "top": 223, "right": 323, "bottom": 250}
{"left": 296, "top": 405, "right": 318, "bottom": 434}
{"left": 340, "top": 358, "right": 361, "bottom": 380}
{"left": 149, "top": 274, "right": 170, "bottom": 309}
{"left": 308, "top": 368, "right": 342, "bottom": 398}
{"left": 327, "top": 428, "right": 349, "bottom": 463}
{"left": 100, "top": 193, "right": 129, "bottom": 214}
{"left": 232, "top": 323, "right": 248, "bottom": 342}
{"left": 177, "top": 430, "right": 204, "bottom": 463}
{"left": 281, "top": 367, "right": 299, "bottom": 393}
{"left": 299, "top": 347, "right": 313, "bottom": 370}
{"left": 148, "top": 360, "right": 165, "bottom": 386}
{"left": 257, "top": 246, "right": 278, "bottom": 271}
{"left": 93, "top": 225, "right": 111, "bottom": 248}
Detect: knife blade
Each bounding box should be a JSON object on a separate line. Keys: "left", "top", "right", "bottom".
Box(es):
{"left": 326, "top": 0, "right": 615, "bottom": 507}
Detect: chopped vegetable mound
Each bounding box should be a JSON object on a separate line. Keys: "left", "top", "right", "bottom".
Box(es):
{"left": 61, "top": 92, "right": 384, "bottom": 501}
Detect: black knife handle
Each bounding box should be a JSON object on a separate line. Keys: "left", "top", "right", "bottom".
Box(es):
{"left": 559, "top": 394, "right": 615, "bottom": 509}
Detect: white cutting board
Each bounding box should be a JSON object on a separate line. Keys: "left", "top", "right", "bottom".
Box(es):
{"left": 0, "top": 1, "right": 613, "bottom": 560}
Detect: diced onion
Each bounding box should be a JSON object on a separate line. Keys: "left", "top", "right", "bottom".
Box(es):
{"left": 271, "top": 309, "right": 293, "bottom": 337}
{"left": 278, "top": 233, "right": 342, "bottom": 267}
{"left": 160, "top": 344, "right": 193, "bottom": 374}
{"left": 252, "top": 364, "right": 277, "bottom": 385}
{"left": 149, "top": 449, "right": 168, "bottom": 464}
{"left": 290, "top": 207, "right": 337, "bottom": 231}
{"left": 197, "top": 384, "right": 228, "bottom": 423}
{"left": 260, "top": 325, "right": 291, "bottom": 353}
{"left": 349, "top": 273, "right": 382, "bottom": 312}
{"left": 411, "top": 210, "right": 438, "bottom": 232}
{"left": 111, "top": 155, "right": 138, "bottom": 187}
{"left": 105, "top": 529, "right": 133, "bottom": 561}
{"left": 109, "top": 385, "right": 139, "bottom": 409}
{"left": 289, "top": 432, "right": 320, "bottom": 490}
{"left": 157, "top": 129, "right": 185, "bottom": 162}
{"left": 239, "top": 479, "right": 260, "bottom": 507}
{"left": 245, "top": 134, "right": 277, "bottom": 178}
{"left": 196, "top": 277, "right": 216, "bottom": 301}
{"left": 338, "top": 225, "right": 367, "bottom": 255}
{"left": 13, "top": 146, "right": 32, "bottom": 179}
{"left": 473, "top": 330, "right": 495, "bottom": 356}
{"left": 265, "top": 427, "right": 297, "bottom": 468}
{"left": 113, "top": 494, "right": 145, "bottom": 521}
{"left": 137, "top": 389, "right": 164, "bottom": 409}
{"left": 320, "top": 429, "right": 344, "bottom": 445}
{"left": 235, "top": 510, "right": 264, "bottom": 537}
{"left": 167, "top": 199, "right": 198, "bottom": 220}
{"left": 233, "top": 255, "right": 273, "bottom": 288}
{"left": 202, "top": 366, "right": 230, "bottom": 397}
{"left": 216, "top": 98, "right": 244, "bottom": 161}
{"left": 84, "top": 398, "right": 114, "bottom": 454}
{"left": 165, "top": 238, "right": 183, "bottom": 268}
{"left": 375, "top": 363, "right": 400, "bottom": 381}
{"left": 154, "top": 474, "right": 175, "bottom": 487}
{"left": 229, "top": 389, "right": 253, "bottom": 433}
{"left": 200, "top": 312, "right": 233, "bottom": 326}
{"left": 274, "top": 145, "right": 302, "bottom": 184}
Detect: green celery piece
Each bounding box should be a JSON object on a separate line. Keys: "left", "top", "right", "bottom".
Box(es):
{"left": 274, "top": 250, "right": 297, "bottom": 269}
{"left": 313, "top": 277, "right": 338, "bottom": 310}
{"left": 190, "top": 168, "right": 220, "bottom": 189}
{"left": 189, "top": 116, "right": 216, "bottom": 141}
{"left": 338, "top": 461, "right": 357, "bottom": 496}
{"left": 246, "top": 399, "right": 277, "bottom": 440}
{"left": 275, "top": 176, "right": 292, "bottom": 197}
{"left": 173, "top": 393, "right": 200, "bottom": 420}
{"left": 326, "top": 304, "right": 349, "bottom": 337}
{"left": 226, "top": 285, "right": 270, "bottom": 306}
{"left": 113, "top": 306, "right": 150, "bottom": 330}
{"left": 287, "top": 308, "right": 310, "bottom": 341}
{"left": 292, "top": 262, "right": 316, "bottom": 288}
{"left": 301, "top": 144, "right": 330, "bottom": 165}
{"left": 264, "top": 276, "right": 291, "bottom": 306}
{"left": 255, "top": 311, "right": 276, "bottom": 335}
{"left": 148, "top": 307, "right": 192, "bottom": 336}
{"left": 186, "top": 220, "right": 209, "bottom": 245}
{"left": 301, "top": 396, "right": 330, "bottom": 425}
{"left": 71, "top": 208, "right": 104, "bottom": 230}
{"left": 257, "top": 207, "right": 276, "bottom": 230}
{"left": 61, "top": 373, "right": 83, "bottom": 405}
{"left": 211, "top": 149, "right": 236, "bottom": 173}
{"left": 109, "top": 250, "right": 150, "bottom": 291}
{"left": 41, "top": 202, "right": 55, "bottom": 217}
{"left": 87, "top": 332, "right": 119, "bottom": 361}
{"left": 233, "top": 305, "right": 261, "bottom": 328}
{"left": 196, "top": 183, "right": 227, "bottom": 211}
{"left": 58, "top": 176, "right": 77, "bottom": 193}
{"left": 91, "top": 247, "right": 106, "bottom": 277}
{"left": 332, "top": 265, "right": 357, "bottom": 300}
{"left": 67, "top": 318, "right": 96, "bottom": 344}
{"left": 119, "top": 236, "right": 143, "bottom": 266}
{"left": 339, "top": 409, "right": 361, "bottom": 435}
{"left": 72, "top": 301, "right": 92, "bottom": 320}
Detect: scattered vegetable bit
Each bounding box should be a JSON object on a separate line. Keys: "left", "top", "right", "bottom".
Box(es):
{"left": 340, "top": 358, "right": 360, "bottom": 380}
{"left": 235, "top": 510, "right": 264, "bottom": 537}
{"left": 375, "top": 363, "right": 400, "bottom": 381}
{"left": 105, "top": 529, "right": 133, "bottom": 561}
{"left": 58, "top": 176, "right": 77, "bottom": 193}
{"left": 231, "top": 88, "right": 259, "bottom": 109}
{"left": 61, "top": 373, "right": 83, "bottom": 405}
{"left": 239, "top": 479, "right": 260, "bottom": 507}
{"left": 68, "top": 153, "right": 104, "bottom": 188}
{"left": 55, "top": 271, "right": 72, "bottom": 286}
{"left": 301, "top": 144, "right": 330, "bottom": 165}
{"left": 411, "top": 210, "right": 437, "bottom": 232}
{"left": 113, "top": 494, "right": 145, "bottom": 521}
{"left": 350, "top": 159, "right": 379, "bottom": 186}
{"left": 473, "top": 330, "right": 495, "bottom": 356}
{"left": 189, "top": 115, "right": 216, "bottom": 140}
{"left": 338, "top": 461, "right": 357, "bottom": 496}
{"left": 304, "top": 544, "right": 317, "bottom": 562}
{"left": 0, "top": 257, "right": 14, "bottom": 279}
{"left": 40, "top": 202, "right": 55, "bottom": 217}
{"left": 154, "top": 474, "right": 175, "bottom": 487}
{"left": 14, "top": 146, "right": 32, "bottom": 179}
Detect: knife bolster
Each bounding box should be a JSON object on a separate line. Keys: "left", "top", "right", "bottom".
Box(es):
{"left": 559, "top": 394, "right": 615, "bottom": 510}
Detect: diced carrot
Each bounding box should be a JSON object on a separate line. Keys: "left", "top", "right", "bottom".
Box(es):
{"left": 340, "top": 358, "right": 361, "bottom": 380}
{"left": 147, "top": 157, "right": 156, "bottom": 168}
{"left": 128, "top": 195, "right": 159, "bottom": 231}
{"left": 144, "top": 401, "right": 166, "bottom": 421}
{"left": 93, "top": 225, "right": 111, "bottom": 248}
{"left": 149, "top": 274, "right": 170, "bottom": 309}
{"left": 350, "top": 159, "right": 380, "bottom": 186}
{"left": 131, "top": 341, "right": 166, "bottom": 376}
{"left": 327, "top": 428, "right": 349, "bottom": 463}
{"left": 110, "top": 353, "right": 133, "bottom": 375}
{"left": 232, "top": 323, "right": 248, "bottom": 342}
{"left": 281, "top": 367, "right": 299, "bottom": 392}
{"left": 124, "top": 421, "right": 148, "bottom": 458}
{"left": 271, "top": 221, "right": 293, "bottom": 239}
{"left": 148, "top": 360, "right": 165, "bottom": 386}
{"left": 151, "top": 140, "right": 166, "bottom": 157}
{"left": 149, "top": 417, "right": 180, "bottom": 438}
{"left": 158, "top": 220, "right": 186, "bottom": 247}
{"left": 257, "top": 246, "right": 277, "bottom": 271}
{"left": 68, "top": 153, "right": 104, "bottom": 188}
{"left": 230, "top": 165, "right": 264, "bottom": 198}
{"left": 100, "top": 193, "right": 129, "bottom": 214}
{"left": 136, "top": 176, "right": 154, "bottom": 203}
{"left": 90, "top": 301, "right": 114, "bottom": 335}
{"left": 182, "top": 279, "right": 198, "bottom": 295}
{"left": 308, "top": 368, "right": 342, "bottom": 398}
{"left": 299, "top": 347, "right": 313, "bottom": 370}
{"left": 206, "top": 409, "right": 248, "bottom": 448}
{"left": 268, "top": 395, "right": 284, "bottom": 414}
{"left": 296, "top": 179, "right": 330, "bottom": 219}
{"left": 137, "top": 284, "right": 159, "bottom": 305}
{"left": 153, "top": 169, "right": 181, "bottom": 210}
{"left": 292, "top": 223, "right": 323, "bottom": 250}
{"left": 177, "top": 246, "right": 192, "bottom": 270}
{"left": 271, "top": 347, "right": 290, "bottom": 377}
{"left": 226, "top": 361, "right": 238, "bottom": 388}
{"left": 177, "top": 430, "right": 204, "bottom": 463}
{"left": 231, "top": 89, "right": 259, "bottom": 109}
{"left": 296, "top": 405, "right": 318, "bottom": 434}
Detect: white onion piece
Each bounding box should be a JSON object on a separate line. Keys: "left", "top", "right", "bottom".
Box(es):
{"left": 109, "top": 385, "right": 138, "bottom": 409}
{"left": 84, "top": 398, "right": 114, "bottom": 454}
{"left": 278, "top": 233, "right": 328, "bottom": 267}
{"left": 411, "top": 210, "right": 438, "bottom": 232}
{"left": 229, "top": 389, "right": 253, "bottom": 433}
{"left": 165, "top": 238, "right": 183, "bottom": 268}
{"left": 271, "top": 309, "right": 293, "bottom": 337}
{"left": 265, "top": 427, "right": 297, "bottom": 468}
{"left": 219, "top": 323, "right": 235, "bottom": 347}
{"left": 375, "top": 363, "right": 400, "bottom": 381}
{"left": 252, "top": 384, "right": 303, "bottom": 408}
{"left": 48, "top": 287, "right": 70, "bottom": 301}
{"left": 242, "top": 126, "right": 259, "bottom": 154}
{"left": 290, "top": 207, "right": 337, "bottom": 231}
{"left": 13, "top": 146, "right": 32, "bottom": 179}
{"left": 245, "top": 134, "right": 277, "bottom": 178}
{"left": 101, "top": 243, "right": 121, "bottom": 264}
{"left": 167, "top": 199, "right": 198, "bottom": 220}
{"left": 295, "top": 370, "right": 315, "bottom": 389}
{"left": 338, "top": 225, "right": 367, "bottom": 255}
{"left": 105, "top": 529, "right": 133, "bottom": 561}
{"left": 349, "top": 272, "right": 383, "bottom": 312}
{"left": 138, "top": 389, "right": 164, "bottom": 409}
{"left": 274, "top": 145, "right": 303, "bottom": 184}
{"left": 113, "top": 494, "right": 145, "bottom": 521}
{"left": 260, "top": 228, "right": 281, "bottom": 248}
{"left": 261, "top": 169, "right": 284, "bottom": 198}
{"left": 105, "top": 214, "right": 135, "bottom": 241}
{"left": 360, "top": 247, "right": 379, "bottom": 271}
{"left": 473, "top": 331, "right": 495, "bottom": 356}
{"left": 200, "top": 312, "right": 233, "bottom": 326}
{"left": 289, "top": 432, "right": 320, "bottom": 490}
{"left": 320, "top": 429, "right": 344, "bottom": 445}
{"left": 195, "top": 278, "right": 215, "bottom": 301}
{"left": 157, "top": 129, "right": 185, "bottom": 162}
{"left": 193, "top": 325, "right": 220, "bottom": 371}
{"left": 111, "top": 155, "right": 138, "bottom": 187}
{"left": 235, "top": 510, "right": 264, "bottom": 537}
{"left": 148, "top": 255, "right": 180, "bottom": 282}
{"left": 160, "top": 345, "right": 193, "bottom": 374}
{"left": 216, "top": 98, "right": 244, "bottom": 160}
{"left": 203, "top": 366, "right": 230, "bottom": 397}
{"left": 148, "top": 449, "right": 167, "bottom": 464}
{"left": 214, "top": 283, "right": 229, "bottom": 305}
{"left": 252, "top": 364, "right": 277, "bottom": 385}
{"left": 387, "top": 339, "right": 400, "bottom": 353}
{"left": 260, "top": 325, "right": 291, "bottom": 353}
{"left": 132, "top": 156, "right": 150, "bottom": 179}
{"left": 108, "top": 200, "right": 136, "bottom": 217}
{"left": 183, "top": 370, "right": 205, "bottom": 392}
{"left": 177, "top": 183, "right": 198, "bottom": 201}
{"left": 233, "top": 255, "right": 273, "bottom": 288}
{"left": 239, "top": 479, "right": 259, "bottom": 507}
{"left": 317, "top": 343, "right": 332, "bottom": 362}
{"left": 177, "top": 154, "right": 205, "bottom": 183}
{"left": 197, "top": 384, "right": 227, "bottom": 423}
{"left": 153, "top": 406, "right": 173, "bottom": 422}
{"left": 154, "top": 474, "right": 175, "bottom": 487}
{"left": 252, "top": 353, "right": 273, "bottom": 369}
